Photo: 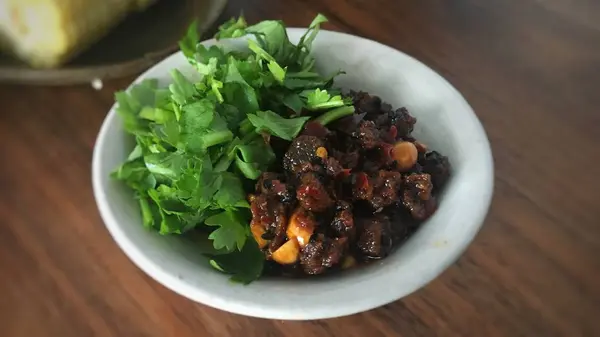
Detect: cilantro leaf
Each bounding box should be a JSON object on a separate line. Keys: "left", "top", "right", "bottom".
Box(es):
{"left": 182, "top": 100, "right": 215, "bottom": 131}
{"left": 180, "top": 99, "right": 233, "bottom": 153}
{"left": 247, "top": 110, "right": 310, "bottom": 140}
{"left": 294, "top": 14, "right": 328, "bottom": 70}
{"left": 157, "top": 208, "right": 187, "bottom": 235}
{"left": 247, "top": 39, "right": 286, "bottom": 83}
{"left": 282, "top": 93, "right": 304, "bottom": 113}
{"left": 208, "top": 238, "right": 264, "bottom": 284}
{"left": 111, "top": 157, "right": 157, "bottom": 191}
{"left": 234, "top": 138, "right": 276, "bottom": 179}
{"left": 195, "top": 45, "right": 228, "bottom": 66}
{"left": 143, "top": 152, "right": 186, "bottom": 183}
{"left": 205, "top": 209, "right": 248, "bottom": 252}
{"left": 169, "top": 70, "right": 197, "bottom": 105}
{"left": 179, "top": 21, "right": 199, "bottom": 59}
{"left": 115, "top": 80, "right": 166, "bottom": 135}
{"left": 303, "top": 88, "right": 351, "bottom": 110}
{"left": 147, "top": 184, "right": 191, "bottom": 215}
{"left": 176, "top": 158, "right": 222, "bottom": 211}
{"left": 222, "top": 57, "right": 260, "bottom": 116}
{"left": 212, "top": 172, "right": 250, "bottom": 209}
{"left": 215, "top": 16, "right": 248, "bottom": 40}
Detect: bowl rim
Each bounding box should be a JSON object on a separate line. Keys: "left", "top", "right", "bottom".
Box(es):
{"left": 92, "top": 28, "right": 494, "bottom": 320}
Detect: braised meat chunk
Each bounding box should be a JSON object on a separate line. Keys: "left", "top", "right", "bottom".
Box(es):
{"left": 356, "top": 214, "right": 393, "bottom": 258}
{"left": 351, "top": 172, "right": 373, "bottom": 201}
{"left": 369, "top": 170, "right": 403, "bottom": 210}
{"left": 389, "top": 107, "right": 417, "bottom": 139}
{"left": 296, "top": 172, "right": 334, "bottom": 212}
{"left": 353, "top": 120, "right": 381, "bottom": 150}
{"left": 249, "top": 91, "right": 450, "bottom": 276}
{"left": 331, "top": 201, "right": 354, "bottom": 237}
{"left": 402, "top": 173, "right": 436, "bottom": 220}
{"left": 283, "top": 135, "right": 325, "bottom": 174}
{"left": 256, "top": 172, "right": 294, "bottom": 203}
{"left": 300, "top": 235, "right": 347, "bottom": 275}
{"left": 420, "top": 151, "right": 451, "bottom": 191}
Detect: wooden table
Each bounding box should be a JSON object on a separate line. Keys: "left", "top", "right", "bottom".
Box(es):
{"left": 1, "top": 0, "right": 599, "bottom": 336}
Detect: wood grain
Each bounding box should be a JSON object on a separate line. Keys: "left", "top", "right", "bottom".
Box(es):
{"left": 1, "top": 0, "right": 599, "bottom": 336}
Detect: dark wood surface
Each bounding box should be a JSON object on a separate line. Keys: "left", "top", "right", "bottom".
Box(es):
{"left": 1, "top": 0, "right": 599, "bottom": 336}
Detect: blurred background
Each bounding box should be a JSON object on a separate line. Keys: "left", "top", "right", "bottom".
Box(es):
{"left": 0, "top": 0, "right": 228, "bottom": 84}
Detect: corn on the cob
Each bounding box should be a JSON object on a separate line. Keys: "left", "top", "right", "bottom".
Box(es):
{"left": 0, "top": 0, "right": 157, "bottom": 68}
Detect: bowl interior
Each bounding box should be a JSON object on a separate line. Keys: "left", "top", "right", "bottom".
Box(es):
{"left": 93, "top": 29, "right": 493, "bottom": 320}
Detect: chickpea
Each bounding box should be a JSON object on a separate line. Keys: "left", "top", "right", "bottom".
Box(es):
{"left": 392, "top": 141, "right": 418, "bottom": 171}
{"left": 316, "top": 146, "right": 328, "bottom": 159}
{"left": 286, "top": 208, "right": 316, "bottom": 248}
{"left": 271, "top": 239, "right": 300, "bottom": 264}
{"left": 250, "top": 222, "right": 268, "bottom": 249}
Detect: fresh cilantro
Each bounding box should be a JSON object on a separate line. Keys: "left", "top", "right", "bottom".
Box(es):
{"left": 282, "top": 92, "right": 304, "bottom": 113}
{"left": 179, "top": 21, "right": 199, "bottom": 59}
{"left": 205, "top": 209, "right": 248, "bottom": 252}
{"left": 207, "top": 238, "right": 264, "bottom": 284}
{"left": 143, "top": 152, "right": 186, "bottom": 183}
{"left": 303, "top": 88, "right": 351, "bottom": 110}
{"left": 111, "top": 157, "right": 156, "bottom": 191}
{"left": 247, "top": 39, "right": 286, "bottom": 83}
{"left": 169, "top": 70, "right": 197, "bottom": 105}
{"left": 234, "top": 138, "right": 276, "bottom": 179}
{"left": 148, "top": 184, "right": 191, "bottom": 215}
{"left": 314, "top": 105, "right": 356, "bottom": 125}
{"left": 215, "top": 16, "right": 248, "bottom": 40}
{"left": 247, "top": 110, "right": 310, "bottom": 140}
{"left": 111, "top": 14, "right": 356, "bottom": 284}
{"left": 211, "top": 173, "right": 250, "bottom": 209}
{"left": 137, "top": 193, "right": 159, "bottom": 229}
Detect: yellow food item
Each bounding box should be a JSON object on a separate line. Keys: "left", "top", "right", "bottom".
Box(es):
{"left": 250, "top": 222, "right": 268, "bottom": 249}
{"left": 286, "top": 207, "right": 315, "bottom": 248}
{"left": 392, "top": 141, "right": 418, "bottom": 171}
{"left": 0, "top": 0, "right": 157, "bottom": 68}
{"left": 271, "top": 240, "right": 300, "bottom": 265}
{"left": 315, "top": 146, "right": 327, "bottom": 159}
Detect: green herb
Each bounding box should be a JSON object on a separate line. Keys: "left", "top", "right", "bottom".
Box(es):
{"left": 205, "top": 209, "right": 248, "bottom": 252}
{"left": 314, "top": 105, "right": 356, "bottom": 125}
{"left": 247, "top": 110, "right": 310, "bottom": 141}
{"left": 303, "top": 88, "right": 352, "bottom": 110}
{"left": 111, "top": 14, "right": 355, "bottom": 284}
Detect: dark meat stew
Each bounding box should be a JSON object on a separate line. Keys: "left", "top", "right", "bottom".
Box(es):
{"left": 249, "top": 91, "right": 451, "bottom": 276}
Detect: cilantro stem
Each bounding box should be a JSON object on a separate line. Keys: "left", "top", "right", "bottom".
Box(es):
{"left": 201, "top": 131, "right": 234, "bottom": 148}
{"left": 310, "top": 101, "right": 346, "bottom": 110}
{"left": 314, "top": 106, "right": 355, "bottom": 126}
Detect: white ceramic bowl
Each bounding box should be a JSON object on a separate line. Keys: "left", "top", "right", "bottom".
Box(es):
{"left": 92, "top": 29, "right": 494, "bottom": 320}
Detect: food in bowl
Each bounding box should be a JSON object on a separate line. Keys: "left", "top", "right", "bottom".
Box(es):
{"left": 252, "top": 92, "right": 451, "bottom": 276}
{"left": 110, "top": 14, "right": 450, "bottom": 283}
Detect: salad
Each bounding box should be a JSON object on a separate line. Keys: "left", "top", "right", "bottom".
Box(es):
{"left": 111, "top": 15, "right": 450, "bottom": 283}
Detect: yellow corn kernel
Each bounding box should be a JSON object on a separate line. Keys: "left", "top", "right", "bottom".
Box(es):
{"left": 0, "top": 0, "right": 157, "bottom": 68}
